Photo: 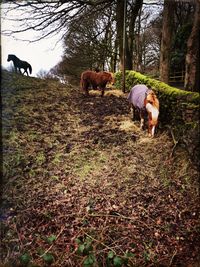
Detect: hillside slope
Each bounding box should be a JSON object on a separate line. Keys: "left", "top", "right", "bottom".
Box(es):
{"left": 1, "top": 71, "right": 199, "bottom": 267}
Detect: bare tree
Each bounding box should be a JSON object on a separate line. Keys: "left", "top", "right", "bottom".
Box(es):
{"left": 2, "top": 0, "right": 199, "bottom": 92}
{"left": 126, "top": 0, "right": 143, "bottom": 70}
{"left": 159, "top": 0, "right": 176, "bottom": 83}
{"left": 184, "top": 0, "right": 200, "bottom": 91}
{"left": 2, "top": 1, "right": 114, "bottom": 41}
{"left": 52, "top": 6, "right": 116, "bottom": 80}
{"left": 115, "top": 0, "right": 125, "bottom": 71}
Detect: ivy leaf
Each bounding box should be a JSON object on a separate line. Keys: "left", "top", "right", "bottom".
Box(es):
{"left": 83, "top": 254, "right": 95, "bottom": 267}
{"left": 107, "top": 251, "right": 114, "bottom": 259}
{"left": 75, "top": 238, "right": 82, "bottom": 244}
{"left": 19, "top": 253, "right": 31, "bottom": 265}
{"left": 143, "top": 250, "right": 151, "bottom": 262}
{"left": 125, "top": 251, "right": 135, "bottom": 258}
{"left": 113, "top": 256, "right": 123, "bottom": 267}
{"left": 42, "top": 253, "right": 54, "bottom": 264}
{"left": 84, "top": 241, "right": 93, "bottom": 254}
{"left": 77, "top": 244, "right": 85, "bottom": 255}
{"left": 47, "top": 235, "right": 57, "bottom": 244}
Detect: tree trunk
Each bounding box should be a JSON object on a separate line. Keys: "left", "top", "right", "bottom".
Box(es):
{"left": 159, "top": 0, "right": 175, "bottom": 83}
{"left": 135, "top": 6, "right": 142, "bottom": 72}
{"left": 184, "top": 0, "right": 200, "bottom": 91}
{"left": 112, "top": 39, "right": 118, "bottom": 73}
{"left": 126, "top": 0, "right": 143, "bottom": 70}
{"left": 116, "top": 0, "right": 125, "bottom": 70}
{"left": 116, "top": 0, "right": 143, "bottom": 71}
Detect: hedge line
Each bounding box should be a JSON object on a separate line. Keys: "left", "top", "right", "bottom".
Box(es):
{"left": 114, "top": 70, "right": 199, "bottom": 164}
{"left": 114, "top": 70, "right": 199, "bottom": 125}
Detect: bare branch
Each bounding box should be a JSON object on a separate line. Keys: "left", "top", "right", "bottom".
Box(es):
{"left": 1, "top": 0, "right": 114, "bottom": 42}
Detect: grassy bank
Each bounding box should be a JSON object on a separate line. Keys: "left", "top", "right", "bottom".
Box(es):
{"left": 1, "top": 71, "right": 199, "bottom": 267}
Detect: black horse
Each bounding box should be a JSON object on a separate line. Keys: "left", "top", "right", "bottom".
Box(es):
{"left": 7, "top": 54, "right": 32, "bottom": 76}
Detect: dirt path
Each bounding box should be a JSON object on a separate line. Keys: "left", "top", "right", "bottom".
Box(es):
{"left": 1, "top": 72, "right": 199, "bottom": 267}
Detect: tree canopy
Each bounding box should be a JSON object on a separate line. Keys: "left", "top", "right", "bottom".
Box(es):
{"left": 2, "top": 0, "right": 199, "bottom": 91}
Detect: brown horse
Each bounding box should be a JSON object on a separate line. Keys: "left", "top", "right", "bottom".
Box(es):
{"left": 128, "top": 84, "right": 159, "bottom": 137}
{"left": 80, "top": 70, "right": 114, "bottom": 96}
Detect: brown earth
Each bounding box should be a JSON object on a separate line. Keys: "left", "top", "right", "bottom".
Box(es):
{"left": 1, "top": 71, "right": 199, "bottom": 267}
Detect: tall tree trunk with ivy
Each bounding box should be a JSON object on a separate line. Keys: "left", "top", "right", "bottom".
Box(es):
{"left": 116, "top": 0, "right": 143, "bottom": 71}
{"left": 126, "top": 0, "right": 143, "bottom": 70}
{"left": 116, "top": 0, "right": 125, "bottom": 71}
{"left": 184, "top": 1, "right": 200, "bottom": 91}
{"left": 159, "top": 0, "right": 175, "bottom": 83}
{"left": 134, "top": 4, "right": 142, "bottom": 72}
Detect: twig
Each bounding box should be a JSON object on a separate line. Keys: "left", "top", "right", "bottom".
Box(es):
{"left": 167, "top": 126, "right": 179, "bottom": 157}
{"left": 83, "top": 232, "right": 116, "bottom": 254}
{"left": 14, "top": 223, "right": 24, "bottom": 250}
{"left": 40, "top": 226, "right": 65, "bottom": 258}
{"left": 169, "top": 249, "right": 177, "bottom": 266}
{"left": 88, "top": 212, "right": 152, "bottom": 229}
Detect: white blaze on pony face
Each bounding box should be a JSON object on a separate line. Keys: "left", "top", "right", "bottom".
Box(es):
{"left": 145, "top": 103, "right": 159, "bottom": 137}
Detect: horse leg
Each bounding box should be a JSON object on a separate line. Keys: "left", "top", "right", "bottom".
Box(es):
{"left": 148, "top": 121, "right": 155, "bottom": 137}
{"left": 101, "top": 88, "right": 105, "bottom": 97}
{"left": 151, "top": 125, "right": 156, "bottom": 137}
{"left": 140, "top": 109, "right": 146, "bottom": 130}
{"left": 92, "top": 84, "right": 97, "bottom": 90}
{"left": 100, "top": 83, "right": 106, "bottom": 97}
{"left": 140, "top": 116, "right": 145, "bottom": 130}
{"left": 24, "top": 68, "right": 29, "bottom": 76}
{"left": 131, "top": 105, "right": 136, "bottom": 120}
{"left": 82, "top": 81, "right": 89, "bottom": 96}
{"left": 148, "top": 122, "right": 152, "bottom": 137}
{"left": 141, "top": 108, "right": 148, "bottom": 130}
{"left": 22, "top": 68, "right": 26, "bottom": 75}
{"left": 85, "top": 83, "right": 89, "bottom": 96}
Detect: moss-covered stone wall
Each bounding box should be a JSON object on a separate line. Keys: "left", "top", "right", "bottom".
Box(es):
{"left": 115, "top": 70, "right": 199, "bottom": 124}
{"left": 115, "top": 71, "right": 199, "bottom": 164}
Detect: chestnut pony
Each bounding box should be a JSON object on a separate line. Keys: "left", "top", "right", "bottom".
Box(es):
{"left": 80, "top": 70, "right": 114, "bottom": 96}
{"left": 128, "top": 84, "right": 159, "bottom": 137}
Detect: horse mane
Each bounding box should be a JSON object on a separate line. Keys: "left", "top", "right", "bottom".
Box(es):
{"left": 102, "top": 71, "right": 113, "bottom": 77}
{"left": 145, "top": 90, "right": 159, "bottom": 127}
{"left": 8, "top": 54, "right": 19, "bottom": 60}
{"left": 146, "top": 90, "right": 159, "bottom": 110}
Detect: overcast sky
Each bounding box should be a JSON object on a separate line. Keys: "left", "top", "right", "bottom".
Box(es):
{"left": 1, "top": 5, "right": 64, "bottom": 77}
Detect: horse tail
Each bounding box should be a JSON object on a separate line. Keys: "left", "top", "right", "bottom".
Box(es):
{"left": 28, "top": 64, "right": 32, "bottom": 74}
